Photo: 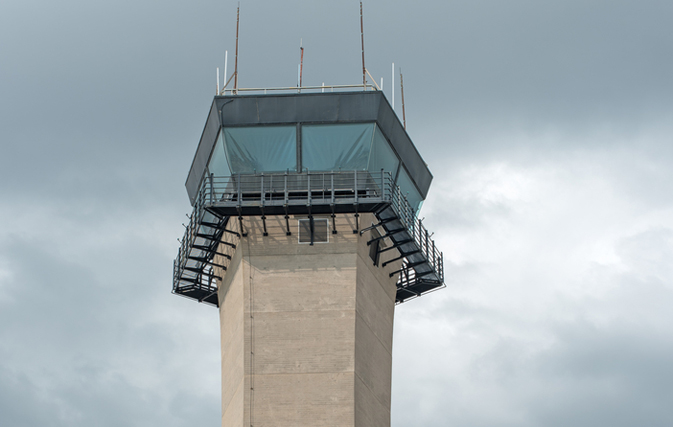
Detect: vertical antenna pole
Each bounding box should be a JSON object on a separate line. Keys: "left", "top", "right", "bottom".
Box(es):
{"left": 234, "top": 3, "right": 240, "bottom": 94}
{"left": 224, "top": 50, "right": 228, "bottom": 93}
{"left": 380, "top": 77, "right": 383, "bottom": 92}
{"left": 216, "top": 67, "right": 220, "bottom": 94}
{"left": 299, "top": 39, "right": 304, "bottom": 91}
{"left": 360, "top": 2, "right": 366, "bottom": 89}
{"left": 400, "top": 69, "right": 406, "bottom": 130}
{"left": 391, "top": 62, "right": 395, "bottom": 109}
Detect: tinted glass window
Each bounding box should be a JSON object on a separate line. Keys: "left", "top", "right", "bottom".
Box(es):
{"left": 302, "top": 123, "right": 374, "bottom": 171}
{"left": 224, "top": 126, "right": 297, "bottom": 173}
{"left": 367, "top": 125, "right": 400, "bottom": 180}
{"left": 207, "top": 130, "right": 231, "bottom": 177}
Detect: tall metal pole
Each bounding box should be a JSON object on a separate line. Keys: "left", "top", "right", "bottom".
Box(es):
{"left": 400, "top": 69, "right": 406, "bottom": 130}
{"left": 224, "top": 50, "right": 228, "bottom": 93}
{"left": 360, "top": 2, "right": 366, "bottom": 88}
{"left": 234, "top": 4, "right": 240, "bottom": 93}
{"left": 391, "top": 62, "right": 395, "bottom": 109}
{"left": 299, "top": 39, "right": 304, "bottom": 90}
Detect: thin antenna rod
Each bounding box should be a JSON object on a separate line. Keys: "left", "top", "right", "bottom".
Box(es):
{"left": 299, "top": 39, "right": 304, "bottom": 90}
{"left": 400, "top": 68, "right": 406, "bottom": 130}
{"left": 234, "top": 3, "right": 240, "bottom": 93}
{"left": 223, "top": 50, "right": 228, "bottom": 93}
{"left": 360, "top": 2, "right": 366, "bottom": 88}
{"left": 380, "top": 77, "right": 383, "bottom": 92}
{"left": 392, "top": 62, "right": 395, "bottom": 109}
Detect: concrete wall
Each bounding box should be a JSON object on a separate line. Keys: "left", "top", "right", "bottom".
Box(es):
{"left": 216, "top": 214, "right": 400, "bottom": 427}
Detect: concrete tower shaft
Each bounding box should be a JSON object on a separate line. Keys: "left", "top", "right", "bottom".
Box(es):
{"left": 216, "top": 213, "right": 399, "bottom": 427}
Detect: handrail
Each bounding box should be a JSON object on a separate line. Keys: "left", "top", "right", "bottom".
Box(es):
{"left": 199, "top": 170, "right": 442, "bottom": 283}
{"left": 222, "top": 83, "right": 379, "bottom": 95}
{"left": 174, "top": 170, "right": 444, "bottom": 305}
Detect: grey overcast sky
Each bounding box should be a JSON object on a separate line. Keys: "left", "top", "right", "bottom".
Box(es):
{"left": 1, "top": 0, "right": 672, "bottom": 426}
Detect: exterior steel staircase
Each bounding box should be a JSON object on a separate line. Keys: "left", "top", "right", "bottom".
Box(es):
{"left": 173, "top": 171, "right": 444, "bottom": 306}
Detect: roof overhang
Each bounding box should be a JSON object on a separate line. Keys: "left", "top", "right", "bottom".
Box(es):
{"left": 185, "top": 91, "right": 433, "bottom": 206}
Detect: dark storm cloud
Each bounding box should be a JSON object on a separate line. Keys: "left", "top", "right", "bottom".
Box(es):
{"left": 0, "top": 230, "right": 220, "bottom": 426}
{"left": 390, "top": 0, "right": 673, "bottom": 129}
{"left": 532, "top": 323, "right": 673, "bottom": 427}
{"left": 0, "top": 365, "right": 58, "bottom": 427}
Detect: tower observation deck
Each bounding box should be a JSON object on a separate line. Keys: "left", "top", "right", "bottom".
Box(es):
{"left": 173, "top": 87, "right": 445, "bottom": 427}
{"left": 174, "top": 90, "right": 444, "bottom": 306}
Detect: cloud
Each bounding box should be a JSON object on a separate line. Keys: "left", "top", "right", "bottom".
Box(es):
{"left": 392, "top": 130, "right": 673, "bottom": 425}
{"left": 1, "top": 0, "right": 672, "bottom": 426}
{"left": 0, "top": 203, "right": 220, "bottom": 426}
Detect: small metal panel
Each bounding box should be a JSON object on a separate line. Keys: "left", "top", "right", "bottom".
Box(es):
{"left": 185, "top": 91, "right": 433, "bottom": 206}
{"left": 217, "top": 92, "right": 380, "bottom": 126}
{"left": 219, "top": 96, "right": 261, "bottom": 125}
{"left": 257, "top": 96, "right": 301, "bottom": 123}
{"left": 186, "top": 102, "right": 221, "bottom": 205}
{"left": 336, "top": 92, "right": 380, "bottom": 122}
{"left": 298, "top": 218, "right": 329, "bottom": 244}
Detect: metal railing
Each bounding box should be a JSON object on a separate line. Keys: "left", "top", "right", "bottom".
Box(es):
{"left": 174, "top": 170, "right": 444, "bottom": 305}
{"left": 197, "top": 170, "right": 386, "bottom": 210}
{"left": 388, "top": 181, "right": 445, "bottom": 291}
{"left": 172, "top": 184, "right": 227, "bottom": 306}
{"left": 221, "top": 83, "right": 379, "bottom": 96}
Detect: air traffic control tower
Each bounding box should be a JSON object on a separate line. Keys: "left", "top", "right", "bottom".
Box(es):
{"left": 173, "top": 88, "right": 445, "bottom": 427}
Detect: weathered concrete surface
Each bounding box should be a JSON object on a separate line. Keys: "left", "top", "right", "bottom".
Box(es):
{"left": 216, "top": 214, "right": 400, "bottom": 427}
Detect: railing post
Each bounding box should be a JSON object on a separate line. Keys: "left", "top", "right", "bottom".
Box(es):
{"left": 260, "top": 173, "right": 264, "bottom": 206}
{"left": 425, "top": 228, "right": 430, "bottom": 258}
{"left": 412, "top": 220, "right": 423, "bottom": 249}
{"left": 307, "top": 173, "right": 311, "bottom": 206}
{"left": 331, "top": 172, "right": 335, "bottom": 204}
{"left": 284, "top": 171, "right": 288, "bottom": 205}
{"left": 380, "top": 169, "right": 384, "bottom": 198}
{"left": 438, "top": 252, "right": 443, "bottom": 282}
{"left": 354, "top": 170, "right": 358, "bottom": 204}
{"left": 237, "top": 173, "right": 241, "bottom": 207}
{"left": 209, "top": 173, "right": 214, "bottom": 204}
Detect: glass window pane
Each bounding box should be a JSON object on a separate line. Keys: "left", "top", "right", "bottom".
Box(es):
{"left": 224, "top": 126, "right": 297, "bottom": 173}
{"left": 368, "top": 125, "right": 400, "bottom": 180}
{"left": 207, "top": 130, "right": 231, "bottom": 177}
{"left": 396, "top": 166, "right": 423, "bottom": 215}
{"left": 302, "top": 123, "right": 374, "bottom": 172}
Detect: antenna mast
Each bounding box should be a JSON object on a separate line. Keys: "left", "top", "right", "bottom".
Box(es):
{"left": 360, "top": 2, "right": 366, "bottom": 87}
{"left": 234, "top": 3, "right": 240, "bottom": 94}
{"left": 223, "top": 51, "right": 228, "bottom": 94}
{"left": 391, "top": 62, "right": 395, "bottom": 109}
{"left": 400, "top": 69, "right": 406, "bottom": 130}
{"left": 299, "top": 39, "right": 304, "bottom": 90}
